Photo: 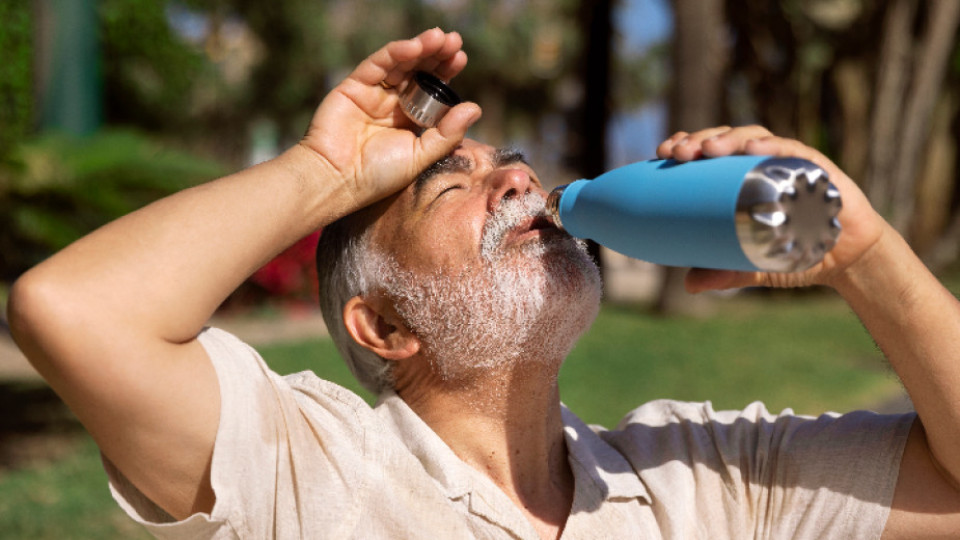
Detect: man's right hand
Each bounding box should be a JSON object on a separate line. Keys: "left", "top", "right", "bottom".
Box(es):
{"left": 7, "top": 29, "right": 479, "bottom": 522}
{"left": 301, "top": 28, "right": 482, "bottom": 213}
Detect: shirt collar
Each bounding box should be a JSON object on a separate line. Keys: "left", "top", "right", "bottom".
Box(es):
{"left": 373, "top": 390, "right": 650, "bottom": 504}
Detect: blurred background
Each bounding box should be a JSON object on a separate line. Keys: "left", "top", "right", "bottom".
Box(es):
{"left": 2, "top": 0, "right": 959, "bottom": 312}
{"left": 0, "top": 0, "right": 958, "bottom": 537}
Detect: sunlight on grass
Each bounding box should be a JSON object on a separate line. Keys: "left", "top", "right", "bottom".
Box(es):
{"left": 559, "top": 293, "right": 901, "bottom": 427}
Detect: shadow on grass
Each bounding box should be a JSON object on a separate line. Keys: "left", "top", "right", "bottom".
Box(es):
{"left": 0, "top": 382, "right": 85, "bottom": 473}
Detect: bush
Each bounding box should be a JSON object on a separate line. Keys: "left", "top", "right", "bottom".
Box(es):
{"left": 0, "top": 130, "right": 225, "bottom": 280}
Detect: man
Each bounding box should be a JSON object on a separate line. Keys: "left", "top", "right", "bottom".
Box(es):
{"left": 7, "top": 29, "right": 960, "bottom": 539}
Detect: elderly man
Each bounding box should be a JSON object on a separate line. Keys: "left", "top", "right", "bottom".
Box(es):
{"left": 8, "top": 29, "right": 960, "bottom": 539}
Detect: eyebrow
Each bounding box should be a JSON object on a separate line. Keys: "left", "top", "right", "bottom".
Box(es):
{"left": 411, "top": 147, "right": 529, "bottom": 204}
{"left": 492, "top": 147, "right": 528, "bottom": 169}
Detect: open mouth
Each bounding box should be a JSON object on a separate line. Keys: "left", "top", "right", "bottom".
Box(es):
{"left": 528, "top": 215, "right": 555, "bottom": 232}
{"left": 508, "top": 214, "right": 559, "bottom": 243}
{"left": 480, "top": 195, "right": 563, "bottom": 258}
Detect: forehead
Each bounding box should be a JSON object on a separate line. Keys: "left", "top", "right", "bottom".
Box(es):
{"left": 393, "top": 138, "right": 527, "bottom": 207}
{"left": 366, "top": 139, "right": 526, "bottom": 258}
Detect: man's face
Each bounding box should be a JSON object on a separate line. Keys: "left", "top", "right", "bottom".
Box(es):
{"left": 367, "top": 139, "right": 601, "bottom": 381}
{"left": 373, "top": 139, "right": 558, "bottom": 276}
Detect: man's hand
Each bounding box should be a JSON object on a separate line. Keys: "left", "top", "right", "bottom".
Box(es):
{"left": 302, "top": 28, "right": 482, "bottom": 212}
{"left": 655, "top": 125, "right": 887, "bottom": 292}
{"left": 659, "top": 126, "right": 960, "bottom": 537}
{"left": 7, "top": 29, "right": 481, "bottom": 521}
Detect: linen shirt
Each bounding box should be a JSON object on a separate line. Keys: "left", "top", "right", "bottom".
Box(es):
{"left": 104, "top": 327, "right": 914, "bottom": 539}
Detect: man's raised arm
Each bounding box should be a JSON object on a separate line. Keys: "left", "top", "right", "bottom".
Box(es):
{"left": 658, "top": 125, "right": 960, "bottom": 537}
{"left": 6, "top": 28, "right": 480, "bottom": 520}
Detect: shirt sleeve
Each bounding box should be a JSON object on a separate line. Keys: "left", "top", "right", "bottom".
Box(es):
{"left": 603, "top": 400, "right": 915, "bottom": 539}
{"left": 103, "top": 327, "right": 377, "bottom": 539}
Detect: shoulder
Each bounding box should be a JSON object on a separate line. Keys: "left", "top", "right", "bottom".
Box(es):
{"left": 605, "top": 399, "right": 913, "bottom": 462}
{"left": 198, "top": 326, "right": 377, "bottom": 438}
{"left": 599, "top": 400, "right": 914, "bottom": 537}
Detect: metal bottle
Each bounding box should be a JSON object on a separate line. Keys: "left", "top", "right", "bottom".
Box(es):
{"left": 545, "top": 156, "right": 842, "bottom": 272}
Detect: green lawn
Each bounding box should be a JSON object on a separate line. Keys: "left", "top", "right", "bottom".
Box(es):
{"left": 560, "top": 293, "right": 900, "bottom": 427}
{"left": 0, "top": 293, "right": 905, "bottom": 538}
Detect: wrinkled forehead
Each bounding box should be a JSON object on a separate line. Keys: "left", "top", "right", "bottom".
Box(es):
{"left": 369, "top": 140, "right": 499, "bottom": 221}
{"left": 363, "top": 139, "right": 513, "bottom": 264}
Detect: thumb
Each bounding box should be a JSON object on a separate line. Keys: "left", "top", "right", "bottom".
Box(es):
{"left": 415, "top": 102, "right": 482, "bottom": 166}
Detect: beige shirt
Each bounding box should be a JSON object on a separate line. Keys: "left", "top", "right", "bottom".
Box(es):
{"left": 105, "top": 328, "right": 914, "bottom": 539}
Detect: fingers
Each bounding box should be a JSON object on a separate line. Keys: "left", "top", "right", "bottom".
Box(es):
{"left": 353, "top": 28, "right": 467, "bottom": 91}
{"left": 415, "top": 102, "right": 483, "bottom": 168}
{"left": 684, "top": 267, "right": 816, "bottom": 294}
{"left": 656, "top": 125, "right": 853, "bottom": 194}
{"left": 684, "top": 269, "right": 747, "bottom": 293}
{"left": 657, "top": 126, "right": 732, "bottom": 161}
{"left": 657, "top": 125, "right": 775, "bottom": 161}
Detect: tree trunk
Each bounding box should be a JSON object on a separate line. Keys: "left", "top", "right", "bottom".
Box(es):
{"left": 569, "top": 0, "right": 614, "bottom": 270}
{"left": 890, "top": 0, "right": 960, "bottom": 234}
{"left": 833, "top": 60, "right": 871, "bottom": 182}
{"left": 656, "top": 0, "right": 727, "bottom": 316}
{"left": 865, "top": 0, "right": 917, "bottom": 215}
{"left": 916, "top": 93, "right": 959, "bottom": 267}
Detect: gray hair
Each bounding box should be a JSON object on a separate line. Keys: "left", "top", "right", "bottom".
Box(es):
{"left": 316, "top": 212, "right": 394, "bottom": 394}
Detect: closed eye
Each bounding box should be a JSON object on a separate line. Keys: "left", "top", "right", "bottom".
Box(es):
{"left": 436, "top": 184, "right": 464, "bottom": 200}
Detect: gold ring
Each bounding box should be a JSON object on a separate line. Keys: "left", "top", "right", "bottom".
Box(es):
{"left": 379, "top": 80, "right": 394, "bottom": 90}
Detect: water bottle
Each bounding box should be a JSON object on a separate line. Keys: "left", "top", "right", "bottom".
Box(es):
{"left": 544, "top": 156, "right": 842, "bottom": 272}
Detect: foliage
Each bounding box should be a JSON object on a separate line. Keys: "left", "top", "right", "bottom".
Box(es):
{"left": 0, "top": 1, "right": 34, "bottom": 159}
{"left": 89, "top": 0, "right": 593, "bottom": 162}
{"left": 98, "top": 0, "right": 208, "bottom": 131}
{"left": 0, "top": 130, "right": 225, "bottom": 280}
{"left": 722, "top": 0, "right": 960, "bottom": 255}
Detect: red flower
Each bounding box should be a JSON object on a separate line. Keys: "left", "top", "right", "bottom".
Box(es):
{"left": 251, "top": 231, "right": 320, "bottom": 302}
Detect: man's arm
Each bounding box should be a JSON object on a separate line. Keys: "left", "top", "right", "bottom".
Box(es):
{"left": 828, "top": 222, "right": 960, "bottom": 538}
{"left": 657, "top": 126, "right": 960, "bottom": 537}
{"left": 6, "top": 28, "right": 480, "bottom": 520}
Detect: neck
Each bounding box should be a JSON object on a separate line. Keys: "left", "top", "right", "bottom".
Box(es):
{"left": 397, "top": 360, "right": 573, "bottom": 538}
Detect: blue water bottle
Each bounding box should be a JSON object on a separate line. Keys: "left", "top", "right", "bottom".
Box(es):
{"left": 545, "top": 156, "right": 842, "bottom": 272}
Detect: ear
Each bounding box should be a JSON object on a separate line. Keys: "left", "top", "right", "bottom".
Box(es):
{"left": 342, "top": 296, "right": 420, "bottom": 361}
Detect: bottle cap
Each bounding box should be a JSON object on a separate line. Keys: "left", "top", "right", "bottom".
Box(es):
{"left": 399, "top": 72, "right": 462, "bottom": 130}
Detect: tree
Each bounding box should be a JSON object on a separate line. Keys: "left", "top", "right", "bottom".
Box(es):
{"left": 656, "top": 0, "right": 727, "bottom": 315}
{"left": 718, "top": 0, "right": 960, "bottom": 272}
{"left": 865, "top": 0, "right": 960, "bottom": 246}
{"left": 0, "top": 1, "right": 34, "bottom": 157}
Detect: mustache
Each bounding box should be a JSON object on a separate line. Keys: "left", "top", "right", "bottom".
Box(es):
{"left": 480, "top": 193, "right": 549, "bottom": 259}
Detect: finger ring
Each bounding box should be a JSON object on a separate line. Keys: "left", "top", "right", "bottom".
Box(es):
{"left": 379, "top": 80, "right": 394, "bottom": 90}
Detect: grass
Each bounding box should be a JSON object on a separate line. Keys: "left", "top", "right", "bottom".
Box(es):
{"left": 559, "top": 292, "right": 899, "bottom": 427}
{"left": 0, "top": 293, "right": 905, "bottom": 538}
{"left": 0, "top": 437, "right": 152, "bottom": 540}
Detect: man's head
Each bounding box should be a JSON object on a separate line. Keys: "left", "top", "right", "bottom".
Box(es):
{"left": 317, "top": 139, "right": 602, "bottom": 394}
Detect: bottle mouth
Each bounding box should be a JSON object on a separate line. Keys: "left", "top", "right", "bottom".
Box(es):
{"left": 545, "top": 185, "right": 567, "bottom": 230}
{"left": 399, "top": 72, "right": 462, "bottom": 130}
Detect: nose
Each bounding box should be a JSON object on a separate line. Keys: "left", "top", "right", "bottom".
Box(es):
{"left": 486, "top": 168, "right": 535, "bottom": 213}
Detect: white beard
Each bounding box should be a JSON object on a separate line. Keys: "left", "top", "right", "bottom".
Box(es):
{"left": 381, "top": 193, "right": 602, "bottom": 384}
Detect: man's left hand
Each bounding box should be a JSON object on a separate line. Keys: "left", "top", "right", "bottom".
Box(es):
{"left": 655, "top": 125, "right": 887, "bottom": 292}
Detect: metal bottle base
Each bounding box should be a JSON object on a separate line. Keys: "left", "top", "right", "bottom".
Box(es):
{"left": 735, "top": 157, "right": 842, "bottom": 272}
